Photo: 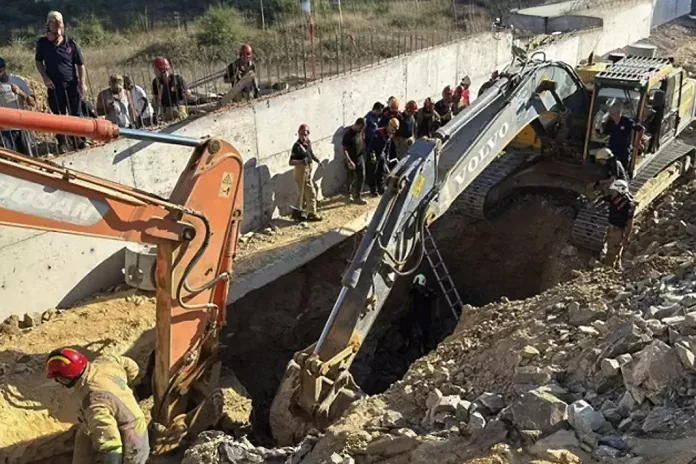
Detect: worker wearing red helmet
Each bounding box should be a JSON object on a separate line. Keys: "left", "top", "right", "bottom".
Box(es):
{"left": 224, "top": 44, "right": 260, "bottom": 101}
{"left": 46, "top": 348, "right": 149, "bottom": 464}
{"left": 393, "top": 100, "right": 418, "bottom": 159}
{"left": 151, "top": 56, "right": 191, "bottom": 123}
{"left": 415, "top": 97, "right": 441, "bottom": 138}
{"left": 288, "top": 124, "right": 323, "bottom": 221}
{"left": 434, "top": 86, "right": 454, "bottom": 125}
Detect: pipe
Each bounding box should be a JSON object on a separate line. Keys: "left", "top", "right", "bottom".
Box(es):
{"left": 0, "top": 107, "right": 120, "bottom": 142}
{"left": 119, "top": 128, "right": 202, "bottom": 148}
{"left": 0, "top": 107, "right": 202, "bottom": 148}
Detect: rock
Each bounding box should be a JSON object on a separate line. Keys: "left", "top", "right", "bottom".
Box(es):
{"left": 330, "top": 453, "right": 352, "bottom": 464}
{"left": 379, "top": 410, "right": 407, "bottom": 428}
{"left": 642, "top": 406, "right": 676, "bottom": 433}
{"left": 521, "top": 345, "right": 541, "bottom": 359}
{"left": 602, "top": 408, "right": 623, "bottom": 425}
{"left": 508, "top": 388, "right": 568, "bottom": 436}
{"left": 618, "top": 418, "right": 632, "bottom": 431}
{"left": 601, "top": 358, "right": 621, "bottom": 377}
{"left": 514, "top": 366, "right": 552, "bottom": 385}
{"left": 20, "top": 312, "right": 42, "bottom": 328}
{"left": 684, "top": 313, "right": 696, "bottom": 328}
{"left": 621, "top": 340, "right": 683, "bottom": 401}
{"left": 475, "top": 392, "right": 505, "bottom": 414}
{"left": 600, "top": 322, "right": 652, "bottom": 358}
{"left": 13, "top": 362, "right": 28, "bottom": 374}
{"left": 569, "top": 304, "right": 601, "bottom": 326}
{"left": 598, "top": 435, "right": 627, "bottom": 451}
{"left": 568, "top": 400, "right": 607, "bottom": 445}
{"left": 681, "top": 293, "right": 696, "bottom": 308}
{"left": 425, "top": 389, "right": 443, "bottom": 409}
{"left": 41, "top": 309, "right": 59, "bottom": 322}
{"left": 662, "top": 315, "right": 686, "bottom": 326}
{"left": 364, "top": 434, "right": 419, "bottom": 457}
{"left": 593, "top": 320, "right": 609, "bottom": 336}
{"left": 529, "top": 430, "right": 583, "bottom": 462}
{"left": 616, "top": 353, "right": 633, "bottom": 366}
{"left": 456, "top": 400, "right": 471, "bottom": 422}
{"left": 594, "top": 445, "right": 621, "bottom": 458}
{"left": 468, "top": 412, "right": 486, "bottom": 431}
{"left": 674, "top": 341, "right": 696, "bottom": 370}
{"left": 519, "top": 429, "right": 543, "bottom": 445}
{"left": 578, "top": 326, "right": 600, "bottom": 336}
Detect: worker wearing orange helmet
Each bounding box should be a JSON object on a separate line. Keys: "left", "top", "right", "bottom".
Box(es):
{"left": 224, "top": 43, "right": 260, "bottom": 101}
{"left": 415, "top": 97, "right": 441, "bottom": 138}
{"left": 393, "top": 100, "right": 418, "bottom": 159}
{"left": 46, "top": 348, "right": 149, "bottom": 464}
{"left": 435, "top": 86, "right": 454, "bottom": 125}
{"left": 288, "top": 123, "right": 323, "bottom": 221}
{"left": 151, "top": 56, "right": 191, "bottom": 123}
{"left": 366, "top": 117, "right": 399, "bottom": 195}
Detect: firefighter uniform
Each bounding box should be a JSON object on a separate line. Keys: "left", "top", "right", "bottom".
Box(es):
{"left": 71, "top": 355, "right": 149, "bottom": 464}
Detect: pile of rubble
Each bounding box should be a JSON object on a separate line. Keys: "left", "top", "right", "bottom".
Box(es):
{"left": 184, "top": 180, "right": 696, "bottom": 463}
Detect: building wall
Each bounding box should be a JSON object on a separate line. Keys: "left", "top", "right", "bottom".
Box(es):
{"left": 0, "top": 2, "right": 657, "bottom": 318}
{"left": 652, "top": 0, "right": 691, "bottom": 26}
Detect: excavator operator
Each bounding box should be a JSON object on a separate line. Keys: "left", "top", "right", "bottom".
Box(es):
{"left": 46, "top": 348, "right": 149, "bottom": 464}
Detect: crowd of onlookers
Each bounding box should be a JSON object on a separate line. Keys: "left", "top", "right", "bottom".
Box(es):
{"left": 0, "top": 10, "right": 261, "bottom": 157}
{"left": 287, "top": 77, "right": 477, "bottom": 222}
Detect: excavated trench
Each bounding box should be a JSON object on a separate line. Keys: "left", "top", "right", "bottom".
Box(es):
{"left": 223, "top": 192, "right": 591, "bottom": 445}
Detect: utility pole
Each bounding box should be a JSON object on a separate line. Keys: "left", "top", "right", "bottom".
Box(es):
{"left": 260, "top": 0, "right": 266, "bottom": 30}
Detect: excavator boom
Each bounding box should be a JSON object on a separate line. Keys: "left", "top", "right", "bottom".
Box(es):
{"left": 0, "top": 108, "right": 244, "bottom": 451}
{"left": 270, "top": 54, "right": 591, "bottom": 445}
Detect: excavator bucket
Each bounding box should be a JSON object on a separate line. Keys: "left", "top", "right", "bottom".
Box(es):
{"left": 269, "top": 360, "right": 314, "bottom": 446}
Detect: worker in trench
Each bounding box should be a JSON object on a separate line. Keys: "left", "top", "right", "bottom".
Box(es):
{"left": 601, "top": 179, "right": 636, "bottom": 270}
{"left": 46, "top": 348, "right": 149, "bottom": 464}
{"left": 289, "top": 123, "right": 323, "bottom": 221}
{"left": 402, "top": 274, "right": 437, "bottom": 356}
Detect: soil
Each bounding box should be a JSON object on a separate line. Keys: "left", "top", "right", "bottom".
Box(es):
{"left": 639, "top": 16, "right": 696, "bottom": 73}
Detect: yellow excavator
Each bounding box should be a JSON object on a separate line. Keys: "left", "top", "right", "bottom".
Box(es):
{"left": 269, "top": 51, "right": 696, "bottom": 444}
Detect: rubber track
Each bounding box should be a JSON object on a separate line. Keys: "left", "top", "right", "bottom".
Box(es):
{"left": 460, "top": 151, "right": 531, "bottom": 219}
{"left": 571, "top": 139, "right": 696, "bottom": 251}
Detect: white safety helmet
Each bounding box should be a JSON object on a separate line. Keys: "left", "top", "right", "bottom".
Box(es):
{"left": 594, "top": 148, "right": 613, "bottom": 161}
{"left": 609, "top": 179, "right": 629, "bottom": 194}
{"left": 413, "top": 274, "right": 426, "bottom": 286}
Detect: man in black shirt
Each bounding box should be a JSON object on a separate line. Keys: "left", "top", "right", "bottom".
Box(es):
{"left": 435, "top": 86, "right": 453, "bottom": 126}
{"left": 151, "top": 56, "right": 191, "bottom": 123}
{"left": 415, "top": 98, "right": 441, "bottom": 138}
{"left": 224, "top": 44, "right": 259, "bottom": 101}
{"left": 35, "top": 11, "right": 88, "bottom": 153}
{"left": 342, "top": 118, "right": 367, "bottom": 204}
{"left": 602, "top": 179, "right": 635, "bottom": 270}
{"left": 599, "top": 104, "right": 644, "bottom": 177}
{"left": 289, "top": 124, "right": 322, "bottom": 221}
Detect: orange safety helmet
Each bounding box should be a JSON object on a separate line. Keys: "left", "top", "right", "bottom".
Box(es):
{"left": 442, "top": 86, "right": 453, "bottom": 98}
{"left": 298, "top": 123, "right": 310, "bottom": 135}
{"left": 240, "top": 44, "right": 253, "bottom": 58}
{"left": 405, "top": 100, "right": 418, "bottom": 113}
{"left": 153, "top": 56, "right": 171, "bottom": 71}
{"left": 46, "top": 347, "right": 88, "bottom": 380}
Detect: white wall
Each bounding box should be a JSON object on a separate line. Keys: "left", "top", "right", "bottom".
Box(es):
{"left": 0, "top": 0, "right": 658, "bottom": 318}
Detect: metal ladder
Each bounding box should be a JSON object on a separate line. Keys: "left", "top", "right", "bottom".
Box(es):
{"left": 423, "top": 227, "right": 463, "bottom": 321}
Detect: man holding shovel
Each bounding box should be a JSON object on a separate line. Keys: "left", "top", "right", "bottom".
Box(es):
{"left": 289, "top": 124, "right": 323, "bottom": 222}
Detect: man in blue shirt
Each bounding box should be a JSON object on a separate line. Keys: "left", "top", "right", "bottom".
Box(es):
{"left": 364, "top": 102, "right": 384, "bottom": 149}
{"left": 35, "top": 11, "right": 88, "bottom": 153}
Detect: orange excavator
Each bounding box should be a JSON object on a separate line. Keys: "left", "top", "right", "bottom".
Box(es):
{"left": 0, "top": 108, "right": 244, "bottom": 452}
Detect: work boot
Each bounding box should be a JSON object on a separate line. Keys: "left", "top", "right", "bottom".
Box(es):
{"left": 351, "top": 196, "right": 367, "bottom": 205}
{"left": 307, "top": 212, "right": 323, "bottom": 222}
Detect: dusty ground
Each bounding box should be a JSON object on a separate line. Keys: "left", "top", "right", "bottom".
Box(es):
{"left": 636, "top": 17, "right": 696, "bottom": 73}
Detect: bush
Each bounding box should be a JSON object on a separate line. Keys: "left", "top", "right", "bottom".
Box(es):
{"left": 73, "top": 14, "right": 107, "bottom": 46}
{"left": 197, "top": 4, "right": 244, "bottom": 50}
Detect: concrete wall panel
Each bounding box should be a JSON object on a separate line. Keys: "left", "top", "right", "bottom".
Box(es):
{"left": 652, "top": 0, "right": 691, "bottom": 26}
{"left": 341, "top": 60, "right": 408, "bottom": 124}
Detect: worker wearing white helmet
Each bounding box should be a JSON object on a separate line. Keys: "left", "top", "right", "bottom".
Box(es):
{"left": 407, "top": 273, "right": 436, "bottom": 355}
{"left": 593, "top": 148, "right": 627, "bottom": 192}
{"left": 601, "top": 179, "right": 635, "bottom": 270}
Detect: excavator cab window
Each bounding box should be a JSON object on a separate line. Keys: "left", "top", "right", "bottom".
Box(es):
{"left": 589, "top": 86, "right": 641, "bottom": 148}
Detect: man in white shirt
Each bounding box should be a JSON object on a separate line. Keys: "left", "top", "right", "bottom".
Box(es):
{"left": 96, "top": 75, "right": 134, "bottom": 128}
{"left": 124, "top": 75, "right": 154, "bottom": 128}
{"left": 0, "top": 57, "right": 36, "bottom": 156}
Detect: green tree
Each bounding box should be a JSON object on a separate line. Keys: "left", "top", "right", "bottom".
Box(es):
{"left": 196, "top": 4, "right": 243, "bottom": 50}
{"left": 73, "top": 14, "right": 107, "bottom": 46}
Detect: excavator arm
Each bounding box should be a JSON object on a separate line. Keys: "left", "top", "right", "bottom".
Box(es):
{"left": 0, "top": 108, "right": 244, "bottom": 451}
{"left": 270, "top": 54, "right": 589, "bottom": 444}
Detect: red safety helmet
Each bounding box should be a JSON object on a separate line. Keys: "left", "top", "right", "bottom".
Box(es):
{"left": 454, "top": 85, "right": 464, "bottom": 96}
{"left": 442, "top": 86, "right": 453, "bottom": 98}
{"left": 153, "top": 56, "right": 171, "bottom": 71}
{"left": 240, "top": 44, "right": 253, "bottom": 58}
{"left": 46, "top": 347, "right": 88, "bottom": 380}
{"left": 298, "top": 124, "right": 310, "bottom": 135}
{"left": 405, "top": 100, "right": 418, "bottom": 113}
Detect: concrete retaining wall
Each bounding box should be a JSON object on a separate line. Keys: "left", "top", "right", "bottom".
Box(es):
{"left": 652, "top": 0, "right": 691, "bottom": 26}
{"left": 0, "top": 0, "right": 657, "bottom": 318}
